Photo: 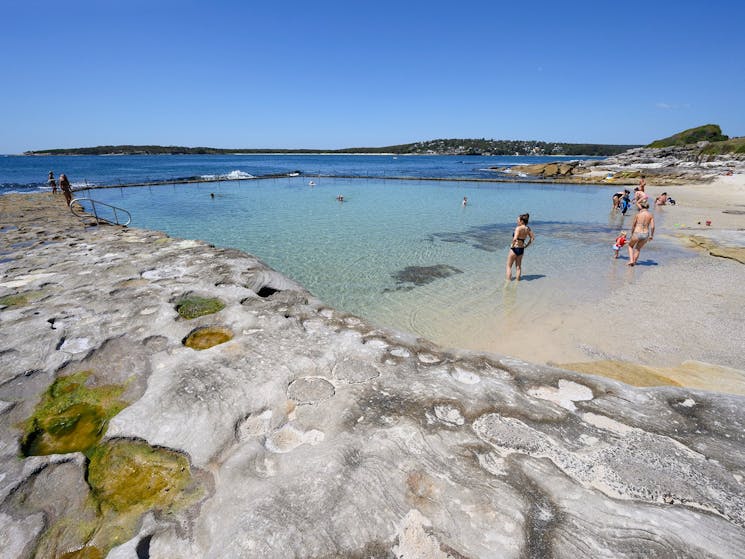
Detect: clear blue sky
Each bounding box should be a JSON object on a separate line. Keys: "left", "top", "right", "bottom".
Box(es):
{"left": 2, "top": 0, "right": 744, "bottom": 153}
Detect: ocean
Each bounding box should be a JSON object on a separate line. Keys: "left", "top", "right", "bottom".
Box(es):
{"left": 1, "top": 154, "right": 691, "bottom": 359}
{"left": 1, "top": 153, "right": 589, "bottom": 193}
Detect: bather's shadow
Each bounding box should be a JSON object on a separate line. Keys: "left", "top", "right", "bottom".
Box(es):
{"left": 517, "top": 274, "right": 546, "bottom": 281}
{"left": 632, "top": 259, "right": 658, "bottom": 267}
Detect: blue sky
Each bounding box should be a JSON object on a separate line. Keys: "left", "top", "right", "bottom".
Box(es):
{"left": 2, "top": 0, "right": 744, "bottom": 153}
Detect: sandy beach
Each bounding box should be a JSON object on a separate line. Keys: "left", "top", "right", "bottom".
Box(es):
{"left": 453, "top": 174, "right": 745, "bottom": 393}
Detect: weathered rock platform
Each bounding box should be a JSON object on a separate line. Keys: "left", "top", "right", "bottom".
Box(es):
{"left": 2, "top": 194, "right": 745, "bottom": 558}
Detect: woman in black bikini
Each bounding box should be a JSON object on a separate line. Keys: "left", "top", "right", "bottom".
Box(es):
{"left": 505, "top": 213, "right": 535, "bottom": 281}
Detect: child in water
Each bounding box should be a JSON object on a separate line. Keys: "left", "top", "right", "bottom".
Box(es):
{"left": 620, "top": 192, "right": 632, "bottom": 215}
{"left": 613, "top": 231, "right": 627, "bottom": 259}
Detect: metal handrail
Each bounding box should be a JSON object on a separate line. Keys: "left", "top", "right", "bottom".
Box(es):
{"left": 69, "top": 197, "right": 131, "bottom": 226}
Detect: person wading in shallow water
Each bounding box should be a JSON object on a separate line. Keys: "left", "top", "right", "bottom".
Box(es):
{"left": 59, "top": 174, "right": 72, "bottom": 206}
{"left": 505, "top": 213, "right": 535, "bottom": 281}
{"left": 627, "top": 199, "right": 655, "bottom": 266}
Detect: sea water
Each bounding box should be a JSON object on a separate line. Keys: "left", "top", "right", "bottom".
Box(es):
{"left": 78, "top": 175, "right": 692, "bottom": 357}
{"left": 0, "top": 153, "right": 593, "bottom": 193}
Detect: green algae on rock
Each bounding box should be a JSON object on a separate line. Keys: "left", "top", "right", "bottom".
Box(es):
{"left": 175, "top": 295, "right": 225, "bottom": 319}
{"left": 35, "top": 440, "right": 202, "bottom": 559}
{"left": 87, "top": 439, "right": 198, "bottom": 515}
{"left": 183, "top": 326, "right": 233, "bottom": 350}
{"left": 0, "top": 288, "right": 49, "bottom": 309}
{"left": 0, "top": 293, "right": 29, "bottom": 308}
{"left": 20, "top": 371, "right": 127, "bottom": 456}
{"left": 59, "top": 546, "right": 104, "bottom": 559}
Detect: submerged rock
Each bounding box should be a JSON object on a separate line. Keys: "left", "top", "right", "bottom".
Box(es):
{"left": 391, "top": 264, "right": 463, "bottom": 287}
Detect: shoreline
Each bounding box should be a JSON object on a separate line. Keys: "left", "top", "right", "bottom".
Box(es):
{"left": 355, "top": 174, "right": 745, "bottom": 393}
{"left": 2, "top": 191, "right": 745, "bottom": 556}
{"left": 4, "top": 173, "right": 744, "bottom": 395}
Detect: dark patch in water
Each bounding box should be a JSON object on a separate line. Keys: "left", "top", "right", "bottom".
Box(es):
{"left": 386, "top": 264, "right": 463, "bottom": 292}
{"left": 429, "top": 221, "right": 620, "bottom": 252}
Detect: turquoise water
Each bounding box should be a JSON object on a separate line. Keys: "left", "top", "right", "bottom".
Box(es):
{"left": 84, "top": 176, "right": 691, "bottom": 354}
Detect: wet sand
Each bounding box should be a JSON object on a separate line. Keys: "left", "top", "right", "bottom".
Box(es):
{"left": 454, "top": 175, "right": 745, "bottom": 393}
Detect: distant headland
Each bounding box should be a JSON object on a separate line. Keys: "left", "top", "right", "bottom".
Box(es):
{"left": 23, "top": 138, "right": 639, "bottom": 157}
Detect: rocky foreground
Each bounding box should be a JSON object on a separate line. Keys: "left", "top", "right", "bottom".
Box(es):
{"left": 2, "top": 194, "right": 745, "bottom": 558}
{"left": 498, "top": 143, "right": 745, "bottom": 185}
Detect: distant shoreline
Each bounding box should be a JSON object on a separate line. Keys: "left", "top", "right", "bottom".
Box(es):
{"left": 19, "top": 151, "right": 610, "bottom": 158}
{"left": 20, "top": 138, "right": 638, "bottom": 158}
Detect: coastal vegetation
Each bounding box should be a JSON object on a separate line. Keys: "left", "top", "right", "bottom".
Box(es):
{"left": 700, "top": 137, "right": 745, "bottom": 155}
{"left": 24, "top": 138, "right": 638, "bottom": 157}
{"left": 648, "top": 124, "right": 729, "bottom": 148}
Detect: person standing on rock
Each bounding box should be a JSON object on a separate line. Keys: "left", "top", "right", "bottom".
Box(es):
{"left": 59, "top": 174, "right": 73, "bottom": 206}
{"left": 627, "top": 200, "right": 654, "bottom": 266}
{"left": 506, "top": 213, "right": 535, "bottom": 281}
{"left": 48, "top": 171, "right": 58, "bottom": 193}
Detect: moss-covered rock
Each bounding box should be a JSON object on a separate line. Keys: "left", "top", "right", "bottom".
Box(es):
{"left": 87, "top": 439, "right": 195, "bottom": 515}
{"left": 35, "top": 440, "right": 202, "bottom": 559}
{"left": 175, "top": 295, "right": 225, "bottom": 319}
{"left": 0, "top": 293, "right": 29, "bottom": 307}
{"left": 20, "top": 371, "right": 127, "bottom": 456}
{"left": 59, "top": 546, "right": 104, "bottom": 559}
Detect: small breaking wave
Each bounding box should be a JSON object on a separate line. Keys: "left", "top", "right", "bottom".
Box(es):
{"left": 200, "top": 170, "right": 255, "bottom": 181}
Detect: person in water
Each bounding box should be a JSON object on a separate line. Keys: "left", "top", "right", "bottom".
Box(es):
{"left": 505, "top": 213, "right": 535, "bottom": 281}
{"left": 627, "top": 199, "right": 655, "bottom": 266}
{"left": 620, "top": 191, "right": 632, "bottom": 215}
{"left": 462, "top": 196, "right": 468, "bottom": 207}
{"left": 612, "top": 189, "right": 630, "bottom": 212}
{"left": 613, "top": 231, "right": 627, "bottom": 259}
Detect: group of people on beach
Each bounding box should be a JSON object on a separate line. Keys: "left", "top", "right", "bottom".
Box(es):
{"left": 610, "top": 175, "right": 661, "bottom": 266}
{"left": 505, "top": 174, "right": 669, "bottom": 280}
{"left": 48, "top": 170, "right": 73, "bottom": 206}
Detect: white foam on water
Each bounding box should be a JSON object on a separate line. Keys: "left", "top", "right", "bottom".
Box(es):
{"left": 200, "top": 170, "right": 254, "bottom": 180}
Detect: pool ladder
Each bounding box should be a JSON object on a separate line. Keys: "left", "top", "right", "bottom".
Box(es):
{"left": 69, "top": 197, "right": 132, "bottom": 226}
